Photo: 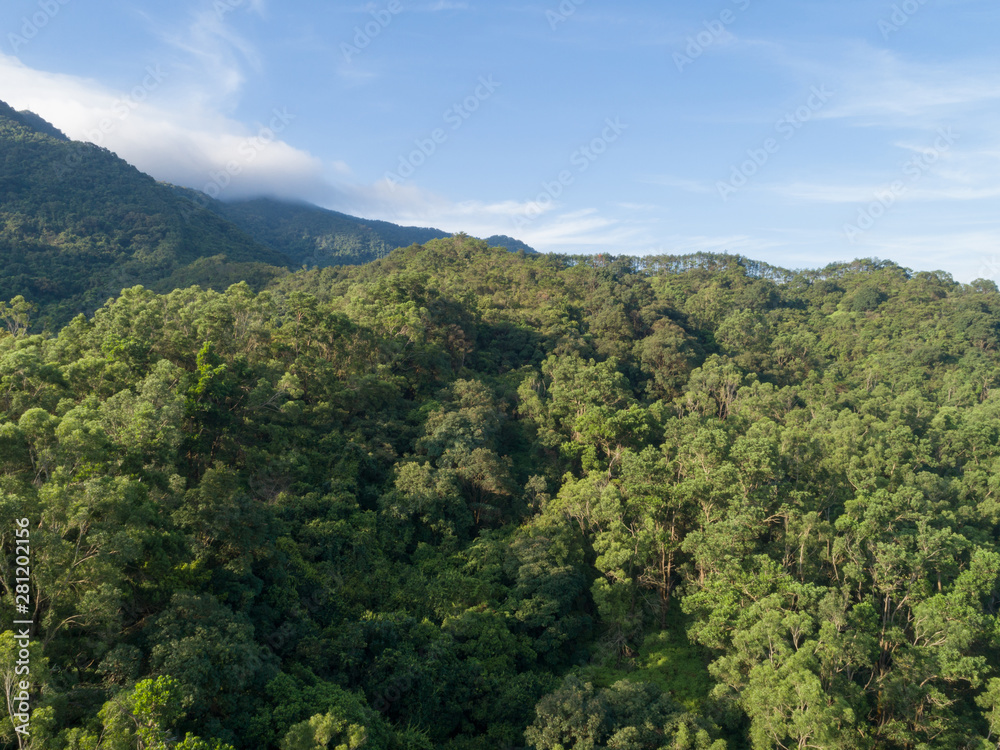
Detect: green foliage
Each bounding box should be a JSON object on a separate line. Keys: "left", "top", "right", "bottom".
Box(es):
{"left": 200, "top": 198, "right": 537, "bottom": 271}
{"left": 524, "top": 675, "right": 725, "bottom": 749}
{"left": 483, "top": 236, "right": 537, "bottom": 255}
{"left": 88, "top": 675, "right": 237, "bottom": 750}
{"left": 204, "top": 197, "right": 452, "bottom": 269}
{"left": 0, "top": 232, "right": 998, "bottom": 749}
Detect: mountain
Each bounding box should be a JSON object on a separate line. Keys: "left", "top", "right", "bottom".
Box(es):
{"left": 193, "top": 195, "right": 537, "bottom": 267}
{"left": 195, "top": 194, "right": 453, "bottom": 268}
{"left": 0, "top": 100, "right": 290, "bottom": 325}
{"left": 483, "top": 234, "right": 537, "bottom": 254}
{"left": 0, "top": 101, "right": 538, "bottom": 326}
{"left": 7, "top": 108, "right": 69, "bottom": 141}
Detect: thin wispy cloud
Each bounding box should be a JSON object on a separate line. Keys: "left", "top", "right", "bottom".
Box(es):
{"left": 158, "top": 8, "right": 263, "bottom": 104}
{"left": 799, "top": 47, "right": 1000, "bottom": 123}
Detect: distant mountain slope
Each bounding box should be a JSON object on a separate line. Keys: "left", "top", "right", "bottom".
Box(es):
{"left": 10, "top": 108, "right": 69, "bottom": 141}
{"left": 0, "top": 100, "right": 289, "bottom": 325}
{"left": 484, "top": 234, "right": 537, "bottom": 254}
{"left": 178, "top": 193, "right": 537, "bottom": 268}
{"left": 202, "top": 196, "right": 452, "bottom": 268}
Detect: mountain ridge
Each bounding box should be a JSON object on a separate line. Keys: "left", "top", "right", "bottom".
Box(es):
{"left": 0, "top": 100, "right": 293, "bottom": 324}
{"left": 0, "top": 100, "right": 536, "bottom": 325}
{"left": 174, "top": 190, "right": 454, "bottom": 268}
{"left": 175, "top": 190, "right": 538, "bottom": 267}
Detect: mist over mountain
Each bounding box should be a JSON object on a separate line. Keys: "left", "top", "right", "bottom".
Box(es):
{"left": 0, "top": 101, "right": 537, "bottom": 327}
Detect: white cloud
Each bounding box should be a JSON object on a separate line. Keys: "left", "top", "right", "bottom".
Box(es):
{"left": 335, "top": 64, "right": 380, "bottom": 85}
{"left": 312, "top": 176, "right": 653, "bottom": 253}
{"left": 330, "top": 160, "right": 354, "bottom": 177}
{"left": 319, "top": 176, "right": 545, "bottom": 233}
{"left": 0, "top": 53, "right": 328, "bottom": 203}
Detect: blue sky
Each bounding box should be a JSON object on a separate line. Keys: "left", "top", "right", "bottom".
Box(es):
{"left": 2, "top": 0, "right": 1000, "bottom": 282}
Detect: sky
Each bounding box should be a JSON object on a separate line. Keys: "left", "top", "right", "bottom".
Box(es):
{"left": 1, "top": 0, "right": 1000, "bottom": 282}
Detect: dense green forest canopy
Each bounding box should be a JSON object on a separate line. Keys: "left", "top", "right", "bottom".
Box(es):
{"left": 1, "top": 235, "right": 999, "bottom": 749}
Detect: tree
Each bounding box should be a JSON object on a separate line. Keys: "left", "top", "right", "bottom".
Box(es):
{"left": 525, "top": 676, "right": 725, "bottom": 750}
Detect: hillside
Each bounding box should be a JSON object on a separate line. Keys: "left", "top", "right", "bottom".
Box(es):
{"left": 200, "top": 195, "right": 452, "bottom": 268}
{"left": 4, "top": 237, "right": 1000, "bottom": 748}
{"left": 192, "top": 194, "right": 537, "bottom": 268}
{"left": 483, "top": 234, "right": 538, "bottom": 254}
{"left": 0, "top": 100, "right": 290, "bottom": 325}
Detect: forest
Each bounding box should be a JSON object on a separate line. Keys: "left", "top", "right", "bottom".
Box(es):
{"left": 0, "top": 235, "right": 998, "bottom": 749}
